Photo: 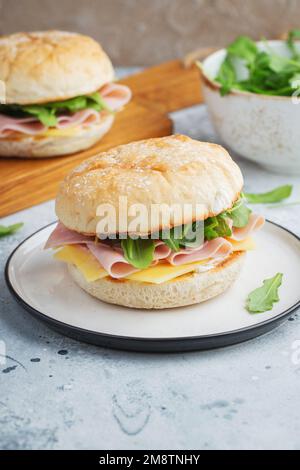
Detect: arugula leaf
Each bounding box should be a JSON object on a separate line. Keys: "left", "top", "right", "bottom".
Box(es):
{"left": 47, "top": 93, "right": 112, "bottom": 113}
{"left": 204, "top": 215, "right": 232, "bottom": 241}
{"left": 0, "top": 92, "right": 111, "bottom": 127}
{"left": 290, "top": 72, "right": 300, "bottom": 88}
{"left": 246, "top": 273, "right": 283, "bottom": 313}
{"left": 121, "top": 238, "right": 155, "bottom": 269}
{"left": 244, "top": 185, "right": 293, "bottom": 204}
{"left": 119, "top": 198, "right": 251, "bottom": 268}
{"left": 161, "top": 222, "right": 205, "bottom": 251}
{"left": 201, "top": 198, "right": 251, "bottom": 238}
{"left": 47, "top": 96, "right": 88, "bottom": 113}
{"left": 180, "top": 221, "right": 204, "bottom": 249}
{"left": 161, "top": 227, "right": 181, "bottom": 252}
{"left": 0, "top": 222, "right": 23, "bottom": 238}
{"left": 227, "top": 35, "right": 258, "bottom": 66}
{"left": 22, "top": 105, "right": 57, "bottom": 127}
{"left": 287, "top": 29, "right": 300, "bottom": 60}
{"left": 216, "top": 36, "right": 258, "bottom": 95}
{"left": 216, "top": 54, "right": 237, "bottom": 96}
{"left": 88, "top": 92, "right": 113, "bottom": 112}
{"left": 268, "top": 55, "right": 290, "bottom": 74}
{"left": 225, "top": 199, "right": 252, "bottom": 228}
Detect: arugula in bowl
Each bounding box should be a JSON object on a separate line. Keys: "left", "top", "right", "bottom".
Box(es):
{"left": 215, "top": 30, "right": 300, "bottom": 97}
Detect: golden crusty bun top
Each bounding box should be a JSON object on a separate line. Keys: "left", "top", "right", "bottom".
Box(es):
{"left": 0, "top": 31, "right": 115, "bottom": 104}
{"left": 56, "top": 134, "right": 244, "bottom": 236}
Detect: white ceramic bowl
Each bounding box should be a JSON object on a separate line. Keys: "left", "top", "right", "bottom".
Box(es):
{"left": 201, "top": 41, "right": 300, "bottom": 175}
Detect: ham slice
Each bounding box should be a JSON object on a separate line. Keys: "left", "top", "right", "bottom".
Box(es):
{"left": 88, "top": 243, "right": 139, "bottom": 278}
{"left": 45, "top": 223, "right": 172, "bottom": 279}
{"left": 45, "top": 225, "right": 232, "bottom": 276}
{"left": 0, "top": 83, "right": 131, "bottom": 137}
{"left": 167, "top": 238, "right": 233, "bottom": 266}
{"left": 0, "top": 109, "right": 104, "bottom": 137}
{"left": 231, "top": 214, "right": 265, "bottom": 241}
{"left": 44, "top": 222, "right": 94, "bottom": 249}
{"left": 88, "top": 240, "right": 171, "bottom": 279}
{"left": 56, "top": 109, "right": 102, "bottom": 128}
{"left": 45, "top": 224, "right": 139, "bottom": 279}
{"left": 0, "top": 115, "right": 46, "bottom": 136}
{"left": 46, "top": 212, "right": 264, "bottom": 278}
{"left": 153, "top": 241, "right": 172, "bottom": 260}
{"left": 100, "top": 83, "right": 132, "bottom": 111}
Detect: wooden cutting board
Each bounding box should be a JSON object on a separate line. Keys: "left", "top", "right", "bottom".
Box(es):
{"left": 0, "top": 60, "right": 203, "bottom": 217}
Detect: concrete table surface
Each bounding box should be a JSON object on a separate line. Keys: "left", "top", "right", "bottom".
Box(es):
{"left": 1, "top": 70, "right": 300, "bottom": 450}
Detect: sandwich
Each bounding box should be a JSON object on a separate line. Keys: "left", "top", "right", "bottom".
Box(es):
{"left": 45, "top": 134, "right": 264, "bottom": 309}
{"left": 0, "top": 31, "right": 131, "bottom": 158}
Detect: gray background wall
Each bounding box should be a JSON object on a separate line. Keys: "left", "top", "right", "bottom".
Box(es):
{"left": 1, "top": 0, "right": 300, "bottom": 65}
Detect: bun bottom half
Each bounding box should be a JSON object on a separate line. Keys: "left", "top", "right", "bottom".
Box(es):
{"left": 68, "top": 251, "right": 246, "bottom": 310}
{"left": 0, "top": 114, "right": 114, "bottom": 158}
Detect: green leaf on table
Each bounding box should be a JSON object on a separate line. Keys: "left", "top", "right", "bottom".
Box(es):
{"left": 244, "top": 185, "right": 293, "bottom": 204}
{"left": 246, "top": 273, "right": 283, "bottom": 313}
{"left": 0, "top": 222, "right": 23, "bottom": 238}
{"left": 121, "top": 238, "right": 155, "bottom": 269}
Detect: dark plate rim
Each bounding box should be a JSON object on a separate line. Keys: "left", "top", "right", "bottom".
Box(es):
{"left": 4, "top": 220, "right": 300, "bottom": 352}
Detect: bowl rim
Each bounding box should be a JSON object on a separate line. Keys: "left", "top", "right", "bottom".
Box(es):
{"left": 200, "top": 39, "right": 298, "bottom": 102}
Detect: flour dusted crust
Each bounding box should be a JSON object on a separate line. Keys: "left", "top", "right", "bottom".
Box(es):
{"left": 68, "top": 251, "right": 246, "bottom": 309}
{"left": 0, "top": 115, "right": 114, "bottom": 158}
{"left": 0, "top": 31, "right": 115, "bottom": 104}
{"left": 56, "top": 134, "right": 244, "bottom": 235}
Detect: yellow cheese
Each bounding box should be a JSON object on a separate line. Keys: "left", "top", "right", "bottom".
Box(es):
{"left": 40, "top": 127, "right": 80, "bottom": 137}
{"left": 126, "top": 259, "right": 210, "bottom": 284}
{"left": 227, "top": 236, "right": 256, "bottom": 251}
{"left": 54, "top": 245, "right": 107, "bottom": 282}
{"left": 54, "top": 237, "right": 255, "bottom": 285}
{"left": 128, "top": 237, "right": 256, "bottom": 284}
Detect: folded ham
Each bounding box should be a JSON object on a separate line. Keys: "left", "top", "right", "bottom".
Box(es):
{"left": 45, "top": 223, "right": 173, "bottom": 279}
{"left": 88, "top": 243, "right": 138, "bottom": 278}
{"left": 0, "top": 116, "right": 46, "bottom": 136}
{"left": 231, "top": 214, "right": 265, "bottom": 241}
{"left": 100, "top": 83, "right": 132, "bottom": 111}
{"left": 153, "top": 241, "right": 172, "bottom": 260}
{"left": 0, "top": 83, "right": 131, "bottom": 137}
{"left": 56, "top": 109, "right": 102, "bottom": 128}
{"left": 88, "top": 241, "right": 173, "bottom": 279}
{"left": 45, "top": 212, "right": 264, "bottom": 279}
{"left": 167, "top": 238, "right": 232, "bottom": 266}
{"left": 44, "top": 222, "right": 94, "bottom": 249}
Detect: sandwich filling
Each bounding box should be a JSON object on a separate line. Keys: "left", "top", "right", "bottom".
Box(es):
{"left": 45, "top": 197, "right": 265, "bottom": 284}
{"left": 0, "top": 83, "right": 131, "bottom": 138}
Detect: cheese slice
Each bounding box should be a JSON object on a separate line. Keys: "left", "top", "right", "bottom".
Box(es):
{"left": 126, "top": 259, "right": 211, "bottom": 284}
{"left": 227, "top": 236, "right": 256, "bottom": 251}
{"left": 54, "top": 237, "right": 255, "bottom": 285}
{"left": 40, "top": 127, "right": 81, "bottom": 137}
{"left": 54, "top": 245, "right": 107, "bottom": 282}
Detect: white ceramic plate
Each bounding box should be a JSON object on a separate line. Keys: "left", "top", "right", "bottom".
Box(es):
{"left": 5, "top": 221, "right": 300, "bottom": 352}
